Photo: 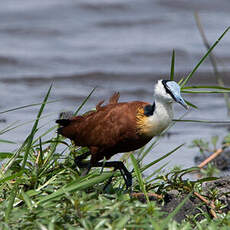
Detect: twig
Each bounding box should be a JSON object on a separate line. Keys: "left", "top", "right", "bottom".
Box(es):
{"left": 198, "top": 148, "right": 223, "bottom": 168}
{"left": 193, "top": 191, "right": 217, "bottom": 218}
{"left": 194, "top": 192, "right": 215, "bottom": 209}
{"left": 130, "top": 192, "right": 163, "bottom": 200}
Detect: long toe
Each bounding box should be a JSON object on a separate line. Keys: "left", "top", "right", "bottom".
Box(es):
{"left": 125, "top": 175, "right": 132, "bottom": 190}
{"left": 103, "top": 176, "right": 114, "bottom": 191}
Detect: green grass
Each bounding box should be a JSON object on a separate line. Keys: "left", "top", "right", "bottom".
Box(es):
{"left": 0, "top": 27, "right": 230, "bottom": 229}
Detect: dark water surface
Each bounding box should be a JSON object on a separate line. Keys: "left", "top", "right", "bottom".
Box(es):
{"left": 0, "top": 0, "right": 230, "bottom": 173}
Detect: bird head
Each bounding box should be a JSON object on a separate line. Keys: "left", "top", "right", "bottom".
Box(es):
{"left": 154, "top": 80, "right": 188, "bottom": 109}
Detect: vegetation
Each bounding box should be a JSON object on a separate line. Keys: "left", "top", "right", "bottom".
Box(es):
{"left": 0, "top": 27, "right": 230, "bottom": 229}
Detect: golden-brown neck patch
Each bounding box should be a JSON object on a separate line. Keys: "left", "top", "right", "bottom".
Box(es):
{"left": 136, "top": 107, "right": 156, "bottom": 137}
{"left": 136, "top": 103, "right": 172, "bottom": 137}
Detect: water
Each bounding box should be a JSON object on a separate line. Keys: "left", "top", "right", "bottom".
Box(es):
{"left": 0, "top": 0, "right": 230, "bottom": 173}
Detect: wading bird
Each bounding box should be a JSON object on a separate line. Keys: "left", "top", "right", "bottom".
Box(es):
{"left": 56, "top": 80, "right": 188, "bottom": 188}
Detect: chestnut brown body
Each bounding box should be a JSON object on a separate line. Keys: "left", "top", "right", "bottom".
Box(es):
{"left": 57, "top": 93, "right": 152, "bottom": 164}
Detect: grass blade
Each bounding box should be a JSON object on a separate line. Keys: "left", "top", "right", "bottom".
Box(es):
{"left": 183, "top": 85, "right": 230, "bottom": 90}
{"left": 173, "top": 119, "right": 230, "bottom": 124}
{"left": 194, "top": 12, "right": 230, "bottom": 115}
{"left": 21, "top": 190, "right": 33, "bottom": 210}
{"left": 0, "top": 139, "right": 17, "bottom": 144}
{"left": 0, "top": 100, "right": 58, "bottom": 115}
{"left": 0, "top": 171, "right": 24, "bottom": 184}
{"left": 0, "top": 121, "right": 19, "bottom": 135}
{"left": 74, "top": 87, "right": 96, "bottom": 115}
{"left": 21, "top": 84, "right": 53, "bottom": 170}
{"left": 181, "top": 27, "right": 230, "bottom": 88}
{"left": 32, "top": 125, "right": 57, "bottom": 145}
{"left": 138, "top": 139, "right": 159, "bottom": 163}
{"left": 170, "top": 49, "right": 175, "bottom": 81}
{"left": 0, "top": 152, "right": 14, "bottom": 159}
{"left": 184, "top": 100, "right": 198, "bottom": 109}
{"left": 38, "top": 172, "right": 113, "bottom": 204}
{"left": 146, "top": 162, "right": 169, "bottom": 182}
{"left": 141, "top": 144, "right": 184, "bottom": 173}
{"left": 130, "top": 154, "right": 151, "bottom": 207}
{"left": 3, "top": 136, "right": 29, "bottom": 173}
{"left": 182, "top": 90, "right": 230, "bottom": 94}
{"left": 0, "top": 113, "right": 54, "bottom": 136}
{"left": 113, "top": 215, "right": 130, "bottom": 229}
{"left": 5, "top": 184, "right": 18, "bottom": 221}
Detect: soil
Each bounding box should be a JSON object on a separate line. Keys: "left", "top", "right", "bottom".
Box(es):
{"left": 132, "top": 176, "right": 230, "bottom": 222}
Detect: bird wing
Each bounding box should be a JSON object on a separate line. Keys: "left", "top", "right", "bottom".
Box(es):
{"left": 109, "top": 92, "right": 120, "bottom": 104}
{"left": 59, "top": 101, "right": 149, "bottom": 148}
{"left": 95, "top": 92, "right": 120, "bottom": 110}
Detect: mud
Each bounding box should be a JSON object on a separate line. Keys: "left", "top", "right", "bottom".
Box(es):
{"left": 133, "top": 176, "right": 230, "bottom": 222}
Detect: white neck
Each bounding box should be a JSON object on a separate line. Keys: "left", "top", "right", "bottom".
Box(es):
{"left": 144, "top": 98, "right": 173, "bottom": 137}
{"left": 155, "top": 98, "right": 173, "bottom": 122}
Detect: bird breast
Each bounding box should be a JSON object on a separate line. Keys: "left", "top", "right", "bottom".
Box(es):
{"left": 136, "top": 103, "right": 173, "bottom": 137}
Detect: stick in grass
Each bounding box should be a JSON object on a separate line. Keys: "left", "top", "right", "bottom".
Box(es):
{"left": 198, "top": 148, "right": 223, "bottom": 169}
{"left": 131, "top": 192, "right": 163, "bottom": 200}
{"left": 193, "top": 191, "right": 217, "bottom": 218}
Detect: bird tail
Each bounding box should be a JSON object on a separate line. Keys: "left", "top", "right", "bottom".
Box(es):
{"left": 56, "top": 119, "right": 71, "bottom": 127}
{"left": 56, "top": 119, "right": 72, "bottom": 136}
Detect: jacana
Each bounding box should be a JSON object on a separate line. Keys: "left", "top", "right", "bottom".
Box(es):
{"left": 56, "top": 79, "right": 188, "bottom": 188}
